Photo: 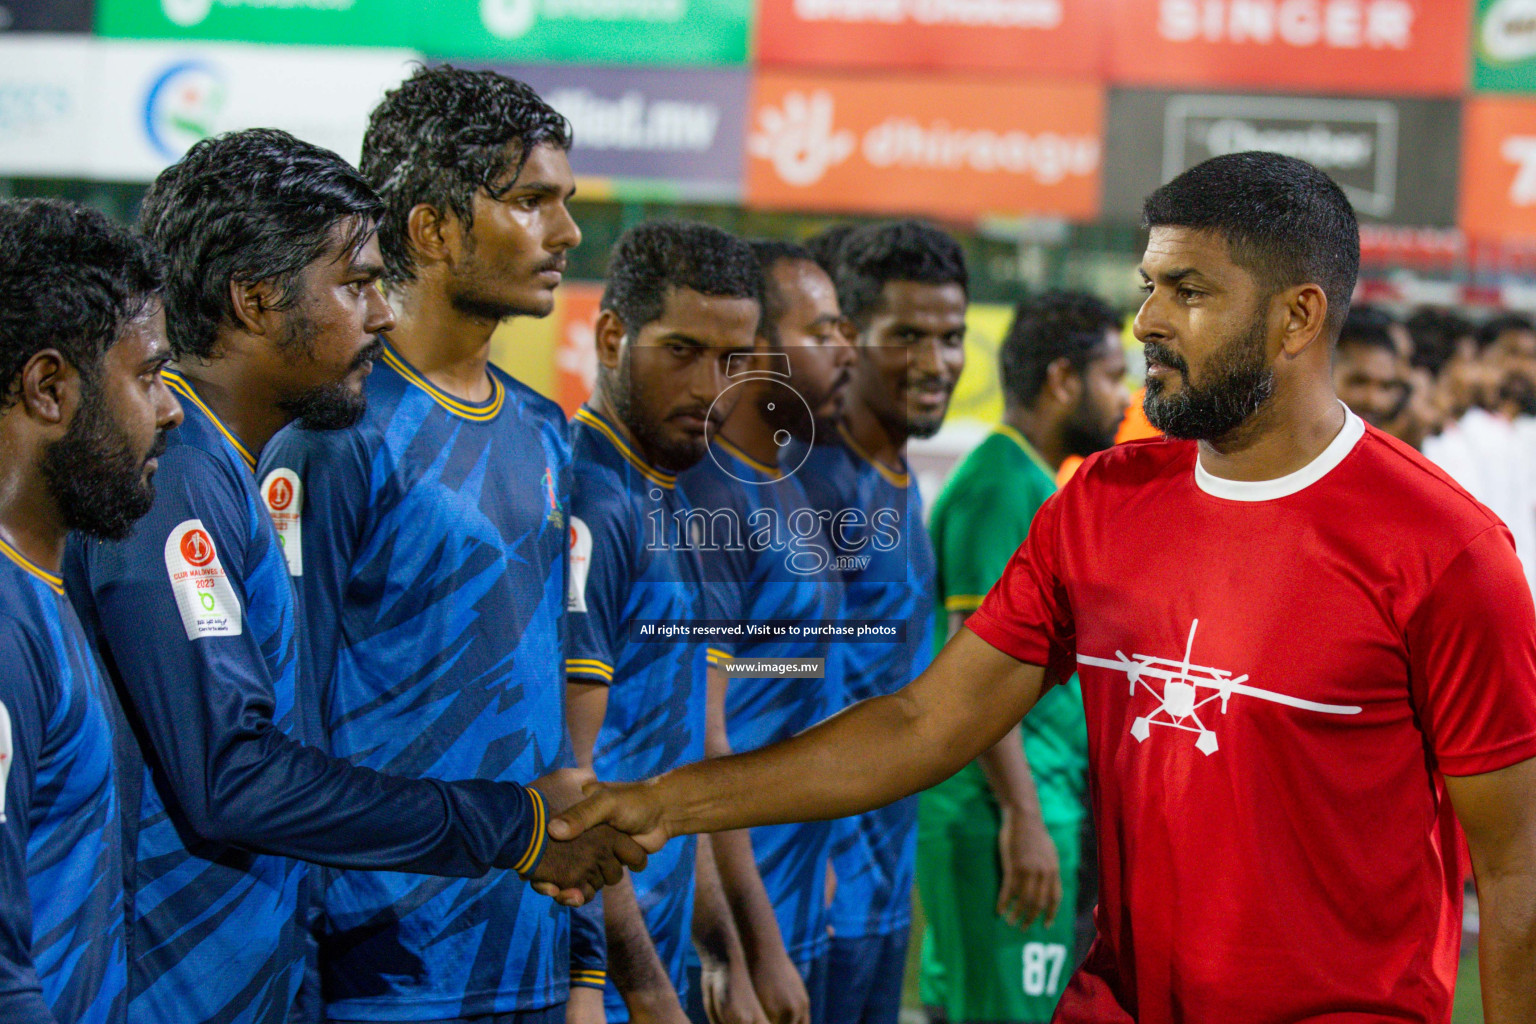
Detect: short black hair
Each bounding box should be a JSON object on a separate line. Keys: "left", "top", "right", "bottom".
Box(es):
{"left": 1142, "top": 152, "right": 1359, "bottom": 336}
{"left": 0, "top": 198, "right": 165, "bottom": 409}
{"left": 601, "top": 221, "right": 760, "bottom": 335}
{"left": 802, "top": 223, "right": 856, "bottom": 280}
{"left": 834, "top": 220, "right": 968, "bottom": 330}
{"left": 1478, "top": 312, "right": 1535, "bottom": 351}
{"left": 1336, "top": 305, "right": 1398, "bottom": 357}
{"left": 999, "top": 291, "right": 1120, "bottom": 408}
{"left": 139, "top": 128, "right": 381, "bottom": 361}
{"left": 1405, "top": 307, "right": 1474, "bottom": 374}
{"left": 749, "top": 239, "right": 817, "bottom": 344}
{"left": 361, "top": 65, "right": 573, "bottom": 285}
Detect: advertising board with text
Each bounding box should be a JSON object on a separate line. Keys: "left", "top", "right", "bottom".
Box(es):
{"left": 755, "top": 0, "right": 1106, "bottom": 76}
{"left": 1108, "top": 0, "right": 1471, "bottom": 97}
{"left": 1, "top": 0, "right": 92, "bottom": 31}
{"left": 1460, "top": 96, "right": 1536, "bottom": 239}
{"left": 97, "top": 0, "right": 750, "bottom": 65}
{"left": 1473, "top": 0, "right": 1536, "bottom": 92}
{"left": 482, "top": 64, "right": 748, "bottom": 200}
{"left": 745, "top": 72, "right": 1104, "bottom": 222}
{"left": 1101, "top": 89, "right": 1461, "bottom": 226}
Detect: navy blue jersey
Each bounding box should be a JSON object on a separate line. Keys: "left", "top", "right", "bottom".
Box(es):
{"left": 64, "top": 372, "right": 543, "bottom": 1024}
{"left": 680, "top": 439, "right": 842, "bottom": 965}
{"left": 567, "top": 407, "right": 709, "bottom": 1021}
{"left": 259, "top": 345, "right": 598, "bottom": 1019}
{"left": 0, "top": 547, "right": 125, "bottom": 1024}
{"left": 788, "top": 427, "right": 936, "bottom": 939}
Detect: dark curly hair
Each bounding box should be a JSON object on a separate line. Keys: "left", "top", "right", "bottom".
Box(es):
{"left": 0, "top": 198, "right": 165, "bottom": 408}
{"left": 834, "top": 220, "right": 968, "bottom": 331}
{"left": 601, "top": 221, "right": 760, "bottom": 335}
{"left": 1000, "top": 291, "right": 1120, "bottom": 408}
{"left": 138, "top": 128, "right": 381, "bottom": 361}
{"left": 360, "top": 64, "right": 573, "bottom": 285}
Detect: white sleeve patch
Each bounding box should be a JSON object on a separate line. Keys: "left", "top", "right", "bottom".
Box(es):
{"left": 164, "top": 519, "right": 243, "bottom": 640}
{"left": 0, "top": 699, "right": 11, "bottom": 824}
{"left": 567, "top": 516, "right": 593, "bottom": 614}
{"left": 261, "top": 468, "right": 303, "bottom": 577}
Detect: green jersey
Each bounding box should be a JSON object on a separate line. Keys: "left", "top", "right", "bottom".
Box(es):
{"left": 924, "top": 425, "right": 1087, "bottom": 824}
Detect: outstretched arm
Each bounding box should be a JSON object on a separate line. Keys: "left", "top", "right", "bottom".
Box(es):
{"left": 552, "top": 628, "right": 1045, "bottom": 847}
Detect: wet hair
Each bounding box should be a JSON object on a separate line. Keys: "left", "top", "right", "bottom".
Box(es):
{"left": 360, "top": 65, "right": 572, "bottom": 285}
{"left": 1336, "top": 305, "right": 1399, "bottom": 358}
{"left": 1142, "top": 151, "right": 1359, "bottom": 336}
{"left": 833, "top": 220, "right": 968, "bottom": 330}
{"left": 802, "top": 223, "right": 857, "bottom": 280}
{"left": 601, "top": 221, "right": 760, "bottom": 334}
{"left": 139, "top": 128, "right": 381, "bottom": 361}
{"left": 1000, "top": 291, "right": 1121, "bottom": 408}
{"left": 1477, "top": 312, "right": 1536, "bottom": 351}
{"left": 0, "top": 198, "right": 165, "bottom": 408}
{"left": 749, "top": 239, "right": 818, "bottom": 344}
{"left": 1405, "top": 307, "right": 1474, "bottom": 374}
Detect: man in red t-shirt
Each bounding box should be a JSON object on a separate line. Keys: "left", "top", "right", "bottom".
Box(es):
{"left": 547, "top": 153, "right": 1536, "bottom": 1023}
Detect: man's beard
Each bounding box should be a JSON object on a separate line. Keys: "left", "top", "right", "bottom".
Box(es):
{"left": 609, "top": 350, "right": 707, "bottom": 472}
{"left": 448, "top": 245, "right": 558, "bottom": 322}
{"left": 277, "top": 333, "right": 381, "bottom": 432}
{"left": 1063, "top": 394, "right": 1118, "bottom": 458}
{"left": 1143, "top": 315, "right": 1275, "bottom": 441}
{"left": 40, "top": 381, "right": 164, "bottom": 541}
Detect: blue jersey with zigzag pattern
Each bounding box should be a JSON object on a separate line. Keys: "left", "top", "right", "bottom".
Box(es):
{"left": 567, "top": 407, "right": 708, "bottom": 1022}
{"left": 259, "top": 348, "right": 592, "bottom": 1019}
{"left": 679, "top": 440, "right": 842, "bottom": 965}
{"left": 787, "top": 430, "right": 935, "bottom": 939}
{"left": 64, "top": 384, "right": 308, "bottom": 1024}
{"left": 0, "top": 552, "right": 125, "bottom": 1024}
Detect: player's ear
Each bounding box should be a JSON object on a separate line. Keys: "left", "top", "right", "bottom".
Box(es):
{"left": 1045, "top": 355, "right": 1081, "bottom": 408}
{"left": 406, "top": 202, "right": 453, "bottom": 268}
{"left": 230, "top": 277, "right": 280, "bottom": 337}
{"left": 17, "top": 349, "right": 77, "bottom": 429}
{"left": 593, "top": 309, "right": 627, "bottom": 371}
{"left": 1278, "top": 283, "right": 1329, "bottom": 359}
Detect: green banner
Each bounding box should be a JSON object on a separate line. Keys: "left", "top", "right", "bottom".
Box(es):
{"left": 96, "top": 0, "right": 751, "bottom": 65}
{"left": 1474, "top": 0, "right": 1536, "bottom": 92}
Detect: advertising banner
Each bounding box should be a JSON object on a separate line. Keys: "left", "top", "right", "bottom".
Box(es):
{"left": 1108, "top": 0, "right": 1471, "bottom": 97}
{"left": 1473, "top": 0, "right": 1536, "bottom": 92}
{"left": 1102, "top": 89, "right": 1461, "bottom": 226}
{"left": 1461, "top": 96, "right": 1536, "bottom": 239}
{"left": 488, "top": 64, "right": 748, "bottom": 200}
{"left": 0, "top": 36, "right": 414, "bottom": 181}
{"left": 1, "top": 0, "right": 93, "bottom": 32}
{"left": 96, "top": 0, "right": 750, "bottom": 66}
{"left": 754, "top": 0, "right": 1106, "bottom": 76}
{"left": 744, "top": 71, "right": 1104, "bottom": 222}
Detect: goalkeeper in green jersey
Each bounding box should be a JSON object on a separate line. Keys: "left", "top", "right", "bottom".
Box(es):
{"left": 919, "top": 292, "right": 1129, "bottom": 1024}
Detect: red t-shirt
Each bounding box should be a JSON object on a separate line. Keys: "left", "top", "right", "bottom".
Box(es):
{"left": 969, "top": 411, "right": 1536, "bottom": 1024}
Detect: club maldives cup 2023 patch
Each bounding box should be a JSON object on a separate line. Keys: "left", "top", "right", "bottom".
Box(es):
{"left": 261, "top": 468, "right": 302, "bottom": 577}
{"left": 164, "top": 519, "right": 242, "bottom": 640}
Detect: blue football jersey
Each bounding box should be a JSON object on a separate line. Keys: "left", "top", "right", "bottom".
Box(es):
{"left": 788, "top": 427, "right": 936, "bottom": 939}
{"left": 65, "top": 372, "right": 543, "bottom": 1024}
{"left": 0, "top": 547, "right": 125, "bottom": 1024}
{"left": 680, "top": 439, "right": 842, "bottom": 966}
{"left": 259, "top": 345, "right": 597, "bottom": 1019}
{"left": 567, "top": 407, "right": 709, "bottom": 1022}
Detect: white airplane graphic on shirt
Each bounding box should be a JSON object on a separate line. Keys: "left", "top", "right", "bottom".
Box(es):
{"left": 1076, "top": 619, "right": 1362, "bottom": 755}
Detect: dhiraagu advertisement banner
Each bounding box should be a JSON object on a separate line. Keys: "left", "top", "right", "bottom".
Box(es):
{"left": 97, "top": 0, "right": 751, "bottom": 65}
{"left": 1475, "top": 0, "right": 1536, "bottom": 92}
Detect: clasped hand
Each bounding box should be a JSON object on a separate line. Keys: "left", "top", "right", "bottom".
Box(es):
{"left": 525, "top": 769, "right": 653, "bottom": 906}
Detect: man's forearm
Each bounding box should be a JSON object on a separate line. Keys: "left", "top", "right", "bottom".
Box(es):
{"left": 978, "top": 725, "right": 1045, "bottom": 820}
{"left": 605, "top": 874, "right": 681, "bottom": 1010}
{"left": 1477, "top": 867, "right": 1536, "bottom": 1022}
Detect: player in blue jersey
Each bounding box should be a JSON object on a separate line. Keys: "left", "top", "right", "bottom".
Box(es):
{"left": 0, "top": 199, "right": 181, "bottom": 1024}
{"left": 566, "top": 222, "right": 764, "bottom": 1024}
{"left": 62, "top": 131, "right": 641, "bottom": 1024}
{"left": 259, "top": 67, "right": 605, "bottom": 1024}
{"left": 678, "top": 240, "right": 854, "bottom": 1024}
{"left": 793, "top": 220, "right": 968, "bottom": 1024}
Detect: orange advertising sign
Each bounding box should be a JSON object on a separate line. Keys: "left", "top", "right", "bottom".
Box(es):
{"left": 744, "top": 72, "right": 1105, "bottom": 221}
{"left": 1461, "top": 97, "right": 1536, "bottom": 241}
{"left": 1108, "top": 0, "right": 1471, "bottom": 97}
{"left": 553, "top": 282, "right": 605, "bottom": 416}
{"left": 755, "top": 0, "right": 1106, "bottom": 76}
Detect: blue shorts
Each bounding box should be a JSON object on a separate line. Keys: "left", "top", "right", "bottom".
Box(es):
{"left": 327, "top": 1005, "right": 566, "bottom": 1024}
{"left": 824, "top": 929, "right": 909, "bottom": 1024}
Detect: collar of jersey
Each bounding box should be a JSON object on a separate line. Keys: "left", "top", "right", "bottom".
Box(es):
{"left": 715, "top": 435, "right": 782, "bottom": 479}
{"left": 1194, "top": 404, "right": 1365, "bottom": 502}
{"left": 837, "top": 423, "right": 909, "bottom": 488}
{"left": 381, "top": 343, "right": 504, "bottom": 422}
{"left": 0, "top": 535, "right": 64, "bottom": 594}
{"left": 992, "top": 423, "right": 1057, "bottom": 483}
{"left": 163, "top": 370, "right": 256, "bottom": 472}
{"left": 575, "top": 407, "right": 677, "bottom": 489}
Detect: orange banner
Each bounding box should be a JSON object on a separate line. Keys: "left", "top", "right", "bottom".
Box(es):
{"left": 744, "top": 72, "right": 1105, "bottom": 221}
{"left": 1461, "top": 97, "right": 1536, "bottom": 242}
{"left": 1108, "top": 0, "right": 1470, "bottom": 97}
{"left": 755, "top": 0, "right": 1107, "bottom": 76}
{"left": 553, "top": 282, "right": 605, "bottom": 416}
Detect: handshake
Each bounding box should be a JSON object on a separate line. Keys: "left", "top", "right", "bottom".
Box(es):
{"left": 524, "top": 769, "right": 670, "bottom": 906}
